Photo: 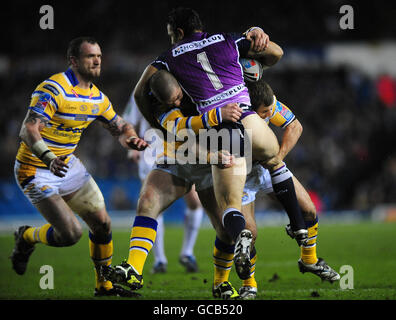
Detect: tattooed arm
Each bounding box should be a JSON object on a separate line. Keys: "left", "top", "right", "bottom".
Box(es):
{"left": 19, "top": 109, "right": 49, "bottom": 146}
{"left": 19, "top": 110, "right": 68, "bottom": 177}
{"left": 102, "top": 115, "right": 148, "bottom": 151}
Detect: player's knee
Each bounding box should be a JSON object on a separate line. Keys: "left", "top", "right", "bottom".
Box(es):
{"left": 261, "top": 156, "right": 283, "bottom": 171}
{"left": 186, "top": 199, "right": 200, "bottom": 210}
{"left": 66, "top": 178, "right": 105, "bottom": 215}
{"left": 90, "top": 214, "right": 112, "bottom": 236}
{"left": 57, "top": 224, "right": 83, "bottom": 246}
{"left": 137, "top": 191, "right": 159, "bottom": 217}
{"left": 302, "top": 206, "right": 317, "bottom": 222}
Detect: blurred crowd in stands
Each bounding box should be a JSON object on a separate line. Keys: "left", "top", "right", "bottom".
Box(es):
{"left": 1, "top": 0, "right": 395, "bottom": 212}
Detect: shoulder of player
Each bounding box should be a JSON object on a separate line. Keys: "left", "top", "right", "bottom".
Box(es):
{"left": 33, "top": 72, "right": 63, "bottom": 94}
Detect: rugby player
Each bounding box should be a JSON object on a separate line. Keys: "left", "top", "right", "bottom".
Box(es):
{"left": 11, "top": 37, "right": 148, "bottom": 297}
{"left": 133, "top": 7, "right": 309, "bottom": 281}
{"left": 210, "top": 79, "right": 341, "bottom": 299}
{"left": 102, "top": 73, "right": 339, "bottom": 299}
{"left": 123, "top": 93, "right": 204, "bottom": 273}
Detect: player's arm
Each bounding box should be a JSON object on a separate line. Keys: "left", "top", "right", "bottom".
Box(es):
{"left": 159, "top": 103, "right": 242, "bottom": 138}
{"left": 267, "top": 101, "right": 302, "bottom": 164}
{"left": 242, "top": 27, "right": 283, "bottom": 67}
{"left": 102, "top": 115, "right": 148, "bottom": 151}
{"left": 19, "top": 110, "right": 68, "bottom": 177}
{"left": 248, "top": 40, "right": 283, "bottom": 67}
{"left": 277, "top": 118, "right": 303, "bottom": 162}
{"left": 134, "top": 64, "right": 162, "bottom": 130}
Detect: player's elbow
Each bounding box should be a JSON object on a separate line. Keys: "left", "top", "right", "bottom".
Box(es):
{"left": 263, "top": 42, "right": 284, "bottom": 66}
{"left": 19, "top": 122, "right": 38, "bottom": 143}
{"left": 133, "top": 89, "right": 143, "bottom": 106}
{"left": 293, "top": 119, "right": 303, "bottom": 136}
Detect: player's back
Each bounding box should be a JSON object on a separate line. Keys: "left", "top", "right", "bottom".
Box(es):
{"left": 153, "top": 32, "right": 251, "bottom": 114}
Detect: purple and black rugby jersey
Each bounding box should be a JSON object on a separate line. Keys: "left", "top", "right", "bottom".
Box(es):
{"left": 152, "top": 32, "right": 251, "bottom": 114}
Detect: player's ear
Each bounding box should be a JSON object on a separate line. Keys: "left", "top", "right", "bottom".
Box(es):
{"left": 176, "top": 28, "right": 184, "bottom": 41}
{"left": 69, "top": 56, "right": 78, "bottom": 68}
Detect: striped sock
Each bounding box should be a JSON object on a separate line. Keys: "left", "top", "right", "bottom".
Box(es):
{"left": 242, "top": 246, "right": 258, "bottom": 288}
{"left": 127, "top": 216, "right": 158, "bottom": 275}
{"left": 301, "top": 217, "right": 319, "bottom": 264}
{"left": 89, "top": 231, "right": 113, "bottom": 290}
{"left": 222, "top": 208, "right": 246, "bottom": 241}
{"left": 22, "top": 224, "right": 58, "bottom": 246}
{"left": 213, "top": 237, "right": 235, "bottom": 286}
{"left": 271, "top": 164, "right": 306, "bottom": 231}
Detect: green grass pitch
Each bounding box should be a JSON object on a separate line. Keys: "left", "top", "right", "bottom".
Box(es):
{"left": 0, "top": 222, "right": 395, "bottom": 300}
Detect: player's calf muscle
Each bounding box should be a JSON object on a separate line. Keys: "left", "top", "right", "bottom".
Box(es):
{"left": 35, "top": 195, "right": 83, "bottom": 246}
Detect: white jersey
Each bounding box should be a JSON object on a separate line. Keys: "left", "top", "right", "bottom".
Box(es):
{"left": 123, "top": 92, "right": 163, "bottom": 181}
{"left": 153, "top": 162, "right": 274, "bottom": 206}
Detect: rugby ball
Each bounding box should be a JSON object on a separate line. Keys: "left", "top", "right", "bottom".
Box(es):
{"left": 240, "top": 58, "right": 264, "bottom": 82}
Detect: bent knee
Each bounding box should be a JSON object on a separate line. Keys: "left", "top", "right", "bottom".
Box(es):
{"left": 56, "top": 224, "right": 83, "bottom": 246}
{"left": 302, "top": 208, "right": 317, "bottom": 222}
{"left": 90, "top": 216, "right": 112, "bottom": 236}
{"left": 261, "top": 156, "right": 283, "bottom": 171}
{"left": 137, "top": 192, "right": 159, "bottom": 217}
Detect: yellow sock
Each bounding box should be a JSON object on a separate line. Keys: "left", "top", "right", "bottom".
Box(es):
{"left": 23, "top": 224, "right": 52, "bottom": 245}
{"left": 213, "top": 238, "right": 234, "bottom": 287}
{"left": 242, "top": 249, "right": 257, "bottom": 288}
{"left": 301, "top": 219, "right": 318, "bottom": 264}
{"left": 127, "top": 216, "right": 157, "bottom": 275}
{"left": 89, "top": 232, "right": 113, "bottom": 290}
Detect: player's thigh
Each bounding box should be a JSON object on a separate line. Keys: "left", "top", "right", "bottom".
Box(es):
{"left": 241, "top": 113, "right": 279, "bottom": 161}
{"left": 183, "top": 185, "right": 201, "bottom": 210}
{"left": 211, "top": 157, "right": 246, "bottom": 212}
{"left": 292, "top": 176, "right": 317, "bottom": 221}
{"left": 64, "top": 177, "right": 110, "bottom": 234}
{"left": 14, "top": 161, "right": 82, "bottom": 238}
{"left": 35, "top": 194, "right": 82, "bottom": 238}
{"left": 137, "top": 169, "right": 190, "bottom": 218}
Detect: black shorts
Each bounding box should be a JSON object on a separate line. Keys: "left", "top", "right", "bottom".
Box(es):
{"left": 204, "top": 121, "right": 247, "bottom": 158}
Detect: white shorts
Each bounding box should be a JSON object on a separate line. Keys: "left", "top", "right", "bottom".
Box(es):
{"left": 242, "top": 164, "right": 273, "bottom": 205}
{"left": 153, "top": 162, "right": 273, "bottom": 205}
{"left": 153, "top": 163, "right": 213, "bottom": 192}
{"left": 138, "top": 155, "right": 155, "bottom": 182}
{"left": 14, "top": 155, "right": 91, "bottom": 205}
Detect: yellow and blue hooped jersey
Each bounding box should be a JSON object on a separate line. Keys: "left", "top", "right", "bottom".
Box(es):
{"left": 266, "top": 96, "right": 295, "bottom": 128}
{"left": 16, "top": 68, "right": 117, "bottom": 167}
{"left": 156, "top": 107, "right": 221, "bottom": 161}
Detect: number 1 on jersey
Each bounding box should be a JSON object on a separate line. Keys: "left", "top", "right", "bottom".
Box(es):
{"left": 197, "top": 52, "right": 224, "bottom": 90}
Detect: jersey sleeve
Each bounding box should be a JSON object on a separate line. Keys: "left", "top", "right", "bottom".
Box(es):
{"left": 98, "top": 95, "right": 118, "bottom": 123}
{"left": 151, "top": 52, "right": 169, "bottom": 71}
{"left": 123, "top": 92, "right": 142, "bottom": 127}
{"left": 269, "top": 98, "right": 296, "bottom": 128}
{"left": 158, "top": 107, "right": 221, "bottom": 138}
{"left": 227, "top": 33, "right": 251, "bottom": 58}
{"left": 29, "top": 82, "right": 61, "bottom": 120}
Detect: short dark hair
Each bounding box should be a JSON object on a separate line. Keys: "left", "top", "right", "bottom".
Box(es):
{"left": 67, "top": 36, "right": 98, "bottom": 64}
{"left": 149, "top": 70, "right": 180, "bottom": 103}
{"left": 167, "top": 7, "right": 203, "bottom": 37}
{"left": 246, "top": 79, "right": 274, "bottom": 110}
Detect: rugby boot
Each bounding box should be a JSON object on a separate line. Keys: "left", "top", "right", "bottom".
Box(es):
{"left": 298, "top": 257, "right": 341, "bottom": 283}
{"left": 10, "top": 226, "right": 35, "bottom": 275}
{"left": 100, "top": 261, "right": 143, "bottom": 290}
{"left": 212, "top": 281, "right": 240, "bottom": 300}
{"left": 233, "top": 229, "right": 253, "bottom": 280}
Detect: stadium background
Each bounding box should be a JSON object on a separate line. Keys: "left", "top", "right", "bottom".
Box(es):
{"left": 0, "top": 0, "right": 395, "bottom": 228}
